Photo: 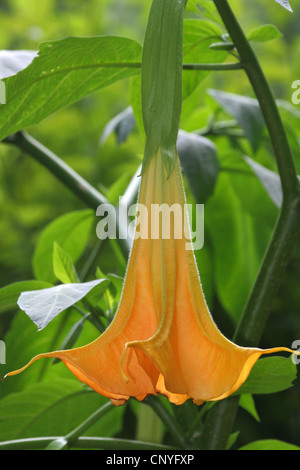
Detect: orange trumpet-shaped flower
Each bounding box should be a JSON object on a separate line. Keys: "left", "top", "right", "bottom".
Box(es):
{"left": 4, "top": 150, "right": 297, "bottom": 406}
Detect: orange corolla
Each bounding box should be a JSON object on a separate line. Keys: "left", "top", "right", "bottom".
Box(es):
{"left": 4, "top": 150, "right": 297, "bottom": 406}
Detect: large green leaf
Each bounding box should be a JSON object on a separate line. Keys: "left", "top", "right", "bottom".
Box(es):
{"left": 208, "top": 89, "right": 265, "bottom": 153}
{"left": 239, "top": 394, "right": 260, "bottom": 422}
{"left": 243, "top": 156, "right": 282, "bottom": 208}
{"left": 1, "top": 309, "right": 98, "bottom": 397}
{"left": 0, "top": 379, "right": 123, "bottom": 441}
{"left": 186, "top": 0, "right": 222, "bottom": 24}
{"left": 33, "top": 209, "right": 94, "bottom": 283}
{"left": 205, "top": 172, "right": 263, "bottom": 320}
{"left": 239, "top": 439, "right": 300, "bottom": 450}
{"left": 235, "top": 357, "right": 297, "bottom": 395}
{"left": 177, "top": 130, "right": 219, "bottom": 203}
{"left": 0, "top": 36, "right": 142, "bottom": 142}
{"left": 247, "top": 24, "right": 282, "bottom": 43}
{"left": 205, "top": 146, "right": 279, "bottom": 319}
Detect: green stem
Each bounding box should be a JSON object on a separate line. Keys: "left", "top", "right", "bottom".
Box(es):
{"left": 73, "top": 305, "right": 104, "bottom": 332}
{"left": 4, "top": 131, "right": 131, "bottom": 257}
{"left": 44, "top": 401, "right": 114, "bottom": 449}
{"left": 185, "top": 402, "right": 215, "bottom": 442}
{"left": 199, "top": 0, "right": 300, "bottom": 450}
{"left": 79, "top": 239, "right": 104, "bottom": 281}
{"left": 136, "top": 404, "right": 165, "bottom": 444}
{"left": 145, "top": 396, "right": 187, "bottom": 449}
{"left": 65, "top": 401, "right": 114, "bottom": 444}
{"left": 198, "top": 397, "right": 239, "bottom": 450}
{"left": 75, "top": 61, "right": 243, "bottom": 71}
{"left": 182, "top": 62, "right": 243, "bottom": 71}
{"left": 0, "top": 436, "right": 178, "bottom": 451}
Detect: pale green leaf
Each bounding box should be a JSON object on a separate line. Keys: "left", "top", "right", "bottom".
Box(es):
{"left": 53, "top": 242, "right": 79, "bottom": 284}
{"left": 0, "top": 36, "right": 141, "bottom": 141}
{"left": 0, "top": 379, "right": 123, "bottom": 441}
{"left": 239, "top": 394, "right": 260, "bottom": 422}
{"left": 235, "top": 357, "right": 297, "bottom": 395}
{"left": 239, "top": 439, "right": 300, "bottom": 450}
{"left": 33, "top": 209, "right": 93, "bottom": 283}
{"left": 247, "top": 24, "right": 282, "bottom": 43}
{"left": 177, "top": 130, "right": 219, "bottom": 203}
{"left": 208, "top": 89, "right": 265, "bottom": 153}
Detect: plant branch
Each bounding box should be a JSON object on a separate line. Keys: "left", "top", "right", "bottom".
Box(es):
{"left": 182, "top": 62, "right": 243, "bottom": 71}
{"left": 3, "top": 130, "right": 132, "bottom": 258}
{"left": 0, "top": 436, "right": 178, "bottom": 451}
{"left": 65, "top": 401, "right": 114, "bottom": 445}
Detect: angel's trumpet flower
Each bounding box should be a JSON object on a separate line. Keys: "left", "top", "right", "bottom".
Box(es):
{"left": 4, "top": 150, "right": 297, "bottom": 406}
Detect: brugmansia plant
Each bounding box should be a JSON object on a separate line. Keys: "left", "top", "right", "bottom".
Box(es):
{"left": 4, "top": 0, "right": 299, "bottom": 407}
{"left": 0, "top": 0, "right": 300, "bottom": 451}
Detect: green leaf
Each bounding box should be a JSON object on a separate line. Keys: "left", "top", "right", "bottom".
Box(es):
{"left": 205, "top": 172, "right": 263, "bottom": 320}
{"left": 177, "top": 130, "right": 219, "bottom": 203}
{"left": 106, "top": 172, "right": 132, "bottom": 206}
{"left": 239, "top": 394, "right": 260, "bottom": 422}
{"left": 221, "top": 150, "right": 278, "bottom": 225}
{"left": 84, "top": 277, "right": 110, "bottom": 307}
{"left": 0, "top": 280, "right": 52, "bottom": 314}
{"left": 33, "top": 209, "right": 94, "bottom": 283}
{"left": 208, "top": 89, "right": 265, "bottom": 153}
{"left": 100, "top": 106, "right": 136, "bottom": 146}
{"left": 53, "top": 242, "right": 79, "bottom": 284}
{"left": 239, "top": 439, "right": 300, "bottom": 450}
{"left": 274, "top": 0, "right": 293, "bottom": 13}
{"left": 95, "top": 268, "right": 122, "bottom": 318}
{"left": 226, "top": 431, "right": 239, "bottom": 450}
{"left": 0, "top": 36, "right": 142, "bottom": 141}
{"left": 182, "top": 20, "right": 227, "bottom": 100}
{"left": 18, "top": 279, "right": 109, "bottom": 330}
{"left": 1, "top": 309, "right": 98, "bottom": 396}
{"left": 247, "top": 24, "right": 282, "bottom": 43}
{"left": 235, "top": 357, "right": 297, "bottom": 395}
{"left": 186, "top": 0, "right": 222, "bottom": 23}
{"left": 0, "top": 378, "right": 124, "bottom": 441}
{"left": 243, "top": 156, "right": 282, "bottom": 208}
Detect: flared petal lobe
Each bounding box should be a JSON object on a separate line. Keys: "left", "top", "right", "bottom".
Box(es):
{"left": 115, "top": 152, "right": 298, "bottom": 404}
{"left": 5, "top": 150, "right": 298, "bottom": 405}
